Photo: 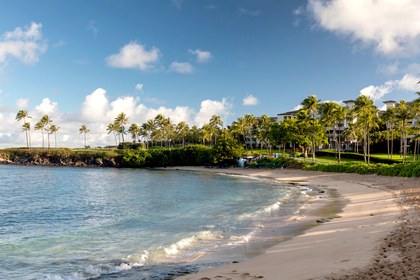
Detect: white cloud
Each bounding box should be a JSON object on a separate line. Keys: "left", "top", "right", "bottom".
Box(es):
{"left": 189, "top": 49, "right": 212, "bottom": 63}
{"left": 397, "top": 74, "right": 420, "bottom": 92}
{"left": 321, "top": 100, "right": 345, "bottom": 106}
{"left": 107, "top": 96, "right": 138, "bottom": 120}
{"left": 359, "top": 74, "right": 420, "bottom": 101}
{"left": 16, "top": 98, "right": 29, "bottom": 109}
{"left": 135, "top": 104, "right": 194, "bottom": 125}
{"left": 106, "top": 42, "right": 160, "bottom": 71}
{"left": 135, "top": 83, "right": 144, "bottom": 92}
{"left": 169, "top": 61, "right": 194, "bottom": 74}
{"left": 35, "top": 98, "right": 58, "bottom": 115}
{"left": 377, "top": 63, "right": 399, "bottom": 75}
{"left": 81, "top": 88, "right": 110, "bottom": 122}
{"left": 194, "top": 98, "right": 232, "bottom": 126}
{"left": 293, "top": 104, "right": 303, "bottom": 110}
{"left": 238, "top": 8, "right": 262, "bottom": 17}
{"left": 0, "top": 22, "right": 47, "bottom": 65}
{"left": 4, "top": 22, "right": 42, "bottom": 40}
{"left": 360, "top": 82, "right": 394, "bottom": 101}
{"left": 307, "top": 0, "right": 420, "bottom": 55}
{"left": 242, "top": 94, "right": 259, "bottom": 106}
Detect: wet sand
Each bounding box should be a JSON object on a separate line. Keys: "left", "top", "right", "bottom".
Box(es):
{"left": 168, "top": 167, "right": 419, "bottom": 280}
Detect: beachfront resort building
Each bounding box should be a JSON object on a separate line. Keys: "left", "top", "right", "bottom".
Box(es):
{"left": 275, "top": 99, "right": 420, "bottom": 153}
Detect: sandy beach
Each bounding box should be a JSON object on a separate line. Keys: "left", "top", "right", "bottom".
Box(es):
{"left": 169, "top": 167, "right": 420, "bottom": 280}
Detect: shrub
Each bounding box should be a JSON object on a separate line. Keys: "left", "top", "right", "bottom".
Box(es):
{"left": 254, "top": 156, "right": 305, "bottom": 169}
{"left": 119, "top": 150, "right": 151, "bottom": 167}
{"left": 118, "top": 142, "right": 145, "bottom": 150}
{"left": 117, "top": 145, "right": 213, "bottom": 168}
{"left": 305, "top": 161, "right": 420, "bottom": 177}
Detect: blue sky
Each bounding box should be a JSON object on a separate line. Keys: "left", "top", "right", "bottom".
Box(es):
{"left": 1, "top": 0, "right": 420, "bottom": 147}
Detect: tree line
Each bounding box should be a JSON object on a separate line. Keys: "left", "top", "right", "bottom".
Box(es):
{"left": 15, "top": 92, "right": 420, "bottom": 164}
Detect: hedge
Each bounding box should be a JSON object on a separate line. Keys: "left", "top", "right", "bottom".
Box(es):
{"left": 118, "top": 145, "right": 212, "bottom": 168}
{"left": 304, "top": 161, "right": 420, "bottom": 177}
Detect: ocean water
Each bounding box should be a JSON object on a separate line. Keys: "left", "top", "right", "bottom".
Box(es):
{"left": 0, "top": 165, "right": 314, "bottom": 280}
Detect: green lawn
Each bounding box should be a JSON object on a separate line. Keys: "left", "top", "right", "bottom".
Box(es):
{"left": 245, "top": 148, "right": 418, "bottom": 165}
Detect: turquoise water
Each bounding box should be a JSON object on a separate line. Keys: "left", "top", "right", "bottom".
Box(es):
{"left": 0, "top": 165, "right": 310, "bottom": 279}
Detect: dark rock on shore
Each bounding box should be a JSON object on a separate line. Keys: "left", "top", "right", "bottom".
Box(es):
{"left": 0, "top": 154, "right": 119, "bottom": 168}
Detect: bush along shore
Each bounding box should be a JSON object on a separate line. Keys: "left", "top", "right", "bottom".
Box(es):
{"left": 0, "top": 148, "right": 120, "bottom": 167}
{"left": 0, "top": 145, "right": 214, "bottom": 168}
{"left": 0, "top": 145, "right": 419, "bottom": 177}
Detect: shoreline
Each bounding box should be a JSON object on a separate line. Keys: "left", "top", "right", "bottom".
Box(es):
{"left": 166, "top": 167, "right": 415, "bottom": 280}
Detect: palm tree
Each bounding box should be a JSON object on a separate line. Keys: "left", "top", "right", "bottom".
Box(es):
{"left": 394, "top": 100, "right": 416, "bottom": 163}
{"left": 128, "top": 123, "right": 140, "bottom": 142}
{"left": 106, "top": 122, "right": 119, "bottom": 146}
{"left": 319, "top": 102, "right": 346, "bottom": 162}
{"left": 257, "top": 114, "right": 272, "bottom": 153}
{"left": 209, "top": 114, "right": 223, "bottom": 145}
{"left": 319, "top": 102, "right": 339, "bottom": 150}
{"left": 301, "top": 95, "right": 320, "bottom": 163}
{"left": 176, "top": 121, "right": 189, "bottom": 147}
{"left": 15, "top": 110, "right": 31, "bottom": 148}
{"left": 412, "top": 118, "right": 420, "bottom": 162}
{"left": 267, "top": 120, "right": 288, "bottom": 155}
{"left": 381, "top": 107, "right": 397, "bottom": 159}
{"left": 114, "top": 112, "right": 129, "bottom": 143}
{"left": 21, "top": 122, "right": 31, "bottom": 148}
{"left": 162, "top": 117, "right": 175, "bottom": 148}
{"left": 41, "top": 115, "right": 53, "bottom": 148}
{"left": 152, "top": 114, "right": 165, "bottom": 146}
{"left": 49, "top": 124, "right": 59, "bottom": 148}
{"left": 200, "top": 124, "right": 213, "bottom": 146}
{"left": 187, "top": 125, "right": 201, "bottom": 144}
{"left": 352, "top": 95, "right": 379, "bottom": 164}
{"left": 34, "top": 121, "right": 45, "bottom": 148}
{"left": 79, "top": 124, "right": 89, "bottom": 148}
{"left": 142, "top": 119, "right": 155, "bottom": 148}
{"left": 230, "top": 116, "right": 247, "bottom": 145}
{"left": 243, "top": 114, "right": 257, "bottom": 151}
{"left": 34, "top": 115, "right": 51, "bottom": 148}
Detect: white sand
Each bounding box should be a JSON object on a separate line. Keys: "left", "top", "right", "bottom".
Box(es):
{"left": 169, "top": 167, "right": 401, "bottom": 280}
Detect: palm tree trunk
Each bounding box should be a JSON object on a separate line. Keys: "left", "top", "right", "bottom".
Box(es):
{"left": 28, "top": 130, "right": 31, "bottom": 148}
{"left": 47, "top": 133, "right": 51, "bottom": 149}
{"left": 367, "top": 133, "right": 371, "bottom": 164}
{"left": 363, "top": 127, "right": 367, "bottom": 163}
{"left": 312, "top": 115, "right": 316, "bottom": 163}
{"left": 333, "top": 126, "right": 338, "bottom": 161}
{"left": 338, "top": 133, "right": 341, "bottom": 163}
{"left": 403, "top": 134, "right": 405, "bottom": 163}
{"left": 55, "top": 133, "right": 57, "bottom": 148}
{"left": 312, "top": 137, "right": 316, "bottom": 163}
{"left": 42, "top": 129, "right": 45, "bottom": 148}
{"left": 391, "top": 130, "right": 394, "bottom": 159}
{"left": 25, "top": 130, "right": 29, "bottom": 148}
